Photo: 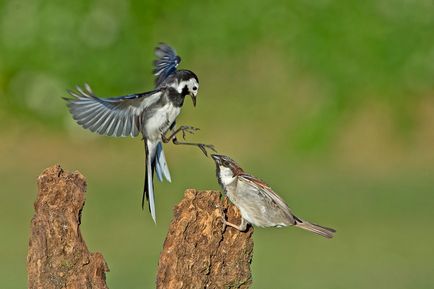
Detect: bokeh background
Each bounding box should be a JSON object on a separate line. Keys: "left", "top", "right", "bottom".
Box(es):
{"left": 1, "top": 0, "right": 434, "bottom": 288}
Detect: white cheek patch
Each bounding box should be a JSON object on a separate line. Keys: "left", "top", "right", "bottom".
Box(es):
{"left": 170, "top": 80, "right": 185, "bottom": 93}
{"left": 219, "top": 166, "right": 235, "bottom": 186}
{"left": 175, "top": 81, "right": 182, "bottom": 93}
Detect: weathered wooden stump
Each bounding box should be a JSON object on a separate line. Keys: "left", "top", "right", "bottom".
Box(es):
{"left": 27, "top": 165, "right": 109, "bottom": 289}
{"left": 157, "top": 189, "right": 254, "bottom": 289}
{"left": 27, "top": 166, "right": 254, "bottom": 289}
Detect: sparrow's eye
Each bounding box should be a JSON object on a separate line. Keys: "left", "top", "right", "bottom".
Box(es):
{"left": 223, "top": 160, "right": 230, "bottom": 167}
{"left": 192, "top": 86, "right": 197, "bottom": 91}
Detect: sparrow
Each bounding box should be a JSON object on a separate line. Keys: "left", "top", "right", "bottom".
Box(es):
{"left": 64, "top": 43, "right": 215, "bottom": 223}
{"left": 211, "top": 154, "right": 336, "bottom": 238}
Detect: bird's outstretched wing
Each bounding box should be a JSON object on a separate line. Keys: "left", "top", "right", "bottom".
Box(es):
{"left": 64, "top": 84, "right": 162, "bottom": 137}
{"left": 237, "top": 173, "right": 295, "bottom": 224}
{"left": 153, "top": 43, "right": 181, "bottom": 87}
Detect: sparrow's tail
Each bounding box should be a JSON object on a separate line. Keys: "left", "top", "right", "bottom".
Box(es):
{"left": 293, "top": 215, "right": 336, "bottom": 239}
{"left": 143, "top": 140, "right": 159, "bottom": 223}
{"left": 155, "top": 142, "right": 171, "bottom": 183}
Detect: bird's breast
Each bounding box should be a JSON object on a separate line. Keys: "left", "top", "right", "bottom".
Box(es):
{"left": 143, "top": 103, "right": 181, "bottom": 140}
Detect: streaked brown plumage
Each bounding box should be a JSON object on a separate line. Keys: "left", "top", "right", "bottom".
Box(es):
{"left": 211, "top": 154, "right": 336, "bottom": 238}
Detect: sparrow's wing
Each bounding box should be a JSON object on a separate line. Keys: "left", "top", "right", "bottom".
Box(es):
{"left": 64, "top": 84, "right": 162, "bottom": 137}
{"left": 238, "top": 173, "right": 295, "bottom": 224}
{"left": 153, "top": 43, "right": 181, "bottom": 87}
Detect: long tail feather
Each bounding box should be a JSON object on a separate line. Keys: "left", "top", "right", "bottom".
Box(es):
{"left": 155, "top": 142, "right": 171, "bottom": 183}
{"left": 142, "top": 142, "right": 149, "bottom": 210}
{"left": 155, "top": 157, "right": 163, "bottom": 182}
{"left": 147, "top": 159, "right": 156, "bottom": 223}
{"left": 143, "top": 140, "right": 158, "bottom": 223}
{"left": 294, "top": 216, "right": 336, "bottom": 239}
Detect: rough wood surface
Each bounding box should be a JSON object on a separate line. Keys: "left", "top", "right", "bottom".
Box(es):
{"left": 157, "top": 189, "right": 254, "bottom": 289}
{"left": 27, "top": 165, "right": 109, "bottom": 289}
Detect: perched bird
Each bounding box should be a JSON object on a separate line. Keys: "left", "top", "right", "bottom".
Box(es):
{"left": 211, "top": 154, "right": 336, "bottom": 238}
{"left": 64, "top": 43, "right": 215, "bottom": 223}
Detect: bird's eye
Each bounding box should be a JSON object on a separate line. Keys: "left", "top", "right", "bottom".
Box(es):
{"left": 192, "top": 86, "right": 197, "bottom": 91}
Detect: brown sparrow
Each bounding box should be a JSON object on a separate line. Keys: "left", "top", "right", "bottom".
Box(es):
{"left": 211, "top": 154, "right": 335, "bottom": 238}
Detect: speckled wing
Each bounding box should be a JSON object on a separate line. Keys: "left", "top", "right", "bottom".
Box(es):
{"left": 64, "top": 84, "right": 162, "bottom": 137}
{"left": 153, "top": 43, "right": 181, "bottom": 87}
{"left": 237, "top": 174, "right": 295, "bottom": 224}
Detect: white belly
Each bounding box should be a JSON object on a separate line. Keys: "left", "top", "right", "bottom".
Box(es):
{"left": 144, "top": 103, "right": 180, "bottom": 140}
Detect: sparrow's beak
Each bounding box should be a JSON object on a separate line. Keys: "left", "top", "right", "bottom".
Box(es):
{"left": 211, "top": 154, "right": 220, "bottom": 164}
{"left": 191, "top": 94, "right": 197, "bottom": 107}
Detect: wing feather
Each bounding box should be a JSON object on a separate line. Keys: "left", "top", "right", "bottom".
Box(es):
{"left": 238, "top": 174, "right": 295, "bottom": 224}
{"left": 124, "top": 116, "right": 132, "bottom": 136}
{"left": 153, "top": 43, "right": 181, "bottom": 86}
{"left": 91, "top": 109, "right": 112, "bottom": 131}
{"left": 65, "top": 84, "right": 162, "bottom": 137}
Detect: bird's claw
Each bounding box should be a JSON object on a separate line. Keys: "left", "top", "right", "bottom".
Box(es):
{"left": 220, "top": 213, "right": 228, "bottom": 232}
{"left": 198, "top": 144, "right": 217, "bottom": 157}
{"left": 179, "top": 126, "right": 200, "bottom": 140}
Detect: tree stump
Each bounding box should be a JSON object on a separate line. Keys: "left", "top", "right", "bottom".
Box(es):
{"left": 27, "top": 166, "right": 254, "bottom": 289}
{"left": 157, "top": 189, "right": 254, "bottom": 289}
{"left": 27, "top": 165, "right": 109, "bottom": 289}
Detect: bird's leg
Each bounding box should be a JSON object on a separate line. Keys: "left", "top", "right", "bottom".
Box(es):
{"left": 221, "top": 214, "right": 248, "bottom": 232}
{"left": 172, "top": 138, "right": 217, "bottom": 157}
{"left": 162, "top": 125, "right": 217, "bottom": 157}
{"left": 162, "top": 125, "right": 199, "bottom": 143}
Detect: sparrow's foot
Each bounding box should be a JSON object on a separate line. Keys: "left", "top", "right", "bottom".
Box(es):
{"left": 220, "top": 214, "right": 228, "bottom": 232}
{"left": 221, "top": 216, "right": 248, "bottom": 232}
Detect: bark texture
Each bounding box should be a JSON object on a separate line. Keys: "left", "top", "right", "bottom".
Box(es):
{"left": 27, "top": 165, "right": 109, "bottom": 289}
{"left": 157, "top": 189, "right": 254, "bottom": 289}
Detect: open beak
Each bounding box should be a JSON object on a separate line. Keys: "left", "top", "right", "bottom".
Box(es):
{"left": 211, "top": 154, "right": 220, "bottom": 164}
{"left": 191, "top": 95, "right": 197, "bottom": 107}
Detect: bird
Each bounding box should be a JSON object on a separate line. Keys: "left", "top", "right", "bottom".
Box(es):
{"left": 211, "top": 154, "right": 336, "bottom": 238}
{"left": 64, "top": 43, "right": 215, "bottom": 223}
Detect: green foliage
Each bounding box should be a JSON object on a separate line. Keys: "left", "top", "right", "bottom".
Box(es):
{"left": 1, "top": 0, "right": 433, "bottom": 149}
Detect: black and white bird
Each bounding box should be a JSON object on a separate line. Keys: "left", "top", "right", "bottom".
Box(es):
{"left": 211, "top": 154, "right": 336, "bottom": 238}
{"left": 64, "top": 43, "right": 215, "bottom": 223}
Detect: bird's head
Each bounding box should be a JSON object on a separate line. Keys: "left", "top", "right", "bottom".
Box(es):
{"left": 211, "top": 154, "right": 244, "bottom": 186}
{"left": 177, "top": 70, "right": 199, "bottom": 107}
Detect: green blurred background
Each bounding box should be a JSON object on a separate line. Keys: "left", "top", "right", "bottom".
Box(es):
{"left": 1, "top": 0, "right": 434, "bottom": 288}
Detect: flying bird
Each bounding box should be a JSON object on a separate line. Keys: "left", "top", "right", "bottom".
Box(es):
{"left": 211, "top": 154, "right": 336, "bottom": 238}
{"left": 64, "top": 43, "right": 215, "bottom": 223}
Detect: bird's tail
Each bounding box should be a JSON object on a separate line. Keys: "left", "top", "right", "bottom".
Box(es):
{"left": 294, "top": 215, "right": 336, "bottom": 239}
{"left": 143, "top": 140, "right": 159, "bottom": 223}
{"left": 155, "top": 142, "right": 171, "bottom": 183}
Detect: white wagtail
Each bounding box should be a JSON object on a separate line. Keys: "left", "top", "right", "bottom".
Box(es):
{"left": 64, "top": 43, "right": 215, "bottom": 223}
{"left": 211, "top": 154, "right": 335, "bottom": 238}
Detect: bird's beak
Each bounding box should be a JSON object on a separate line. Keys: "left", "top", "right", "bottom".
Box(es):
{"left": 191, "top": 95, "right": 197, "bottom": 107}
{"left": 211, "top": 154, "right": 219, "bottom": 163}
